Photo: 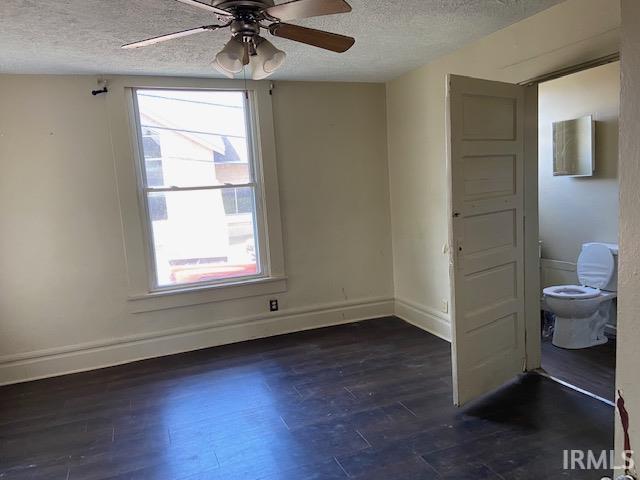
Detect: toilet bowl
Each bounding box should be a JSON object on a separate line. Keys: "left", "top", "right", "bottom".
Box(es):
{"left": 543, "top": 243, "right": 618, "bottom": 349}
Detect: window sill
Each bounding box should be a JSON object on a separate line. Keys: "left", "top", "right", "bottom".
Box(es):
{"left": 127, "top": 276, "right": 287, "bottom": 314}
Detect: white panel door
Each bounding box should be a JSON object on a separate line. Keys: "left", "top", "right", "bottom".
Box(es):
{"left": 447, "top": 74, "right": 528, "bottom": 406}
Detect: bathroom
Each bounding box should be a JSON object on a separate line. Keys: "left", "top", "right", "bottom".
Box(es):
{"left": 538, "top": 61, "right": 619, "bottom": 403}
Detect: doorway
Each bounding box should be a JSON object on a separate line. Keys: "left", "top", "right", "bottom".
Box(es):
{"left": 537, "top": 61, "right": 620, "bottom": 404}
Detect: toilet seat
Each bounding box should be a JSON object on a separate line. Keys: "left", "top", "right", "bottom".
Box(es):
{"left": 543, "top": 285, "right": 601, "bottom": 300}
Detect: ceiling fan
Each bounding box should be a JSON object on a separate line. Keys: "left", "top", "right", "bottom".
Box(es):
{"left": 122, "top": 0, "right": 355, "bottom": 80}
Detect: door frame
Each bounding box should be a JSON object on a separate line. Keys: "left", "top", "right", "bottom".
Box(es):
{"left": 523, "top": 84, "right": 541, "bottom": 372}
{"left": 520, "top": 51, "right": 620, "bottom": 371}
{"left": 520, "top": 54, "right": 620, "bottom": 373}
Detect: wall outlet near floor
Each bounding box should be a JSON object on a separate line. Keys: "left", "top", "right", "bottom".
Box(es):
{"left": 269, "top": 299, "right": 279, "bottom": 312}
{"left": 440, "top": 299, "right": 449, "bottom": 314}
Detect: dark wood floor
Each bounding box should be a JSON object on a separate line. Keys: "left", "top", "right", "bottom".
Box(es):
{"left": 541, "top": 333, "right": 616, "bottom": 402}
{"left": 0, "top": 317, "right": 613, "bottom": 480}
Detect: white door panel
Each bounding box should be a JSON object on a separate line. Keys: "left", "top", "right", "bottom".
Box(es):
{"left": 447, "top": 74, "right": 527, "bottom": 406}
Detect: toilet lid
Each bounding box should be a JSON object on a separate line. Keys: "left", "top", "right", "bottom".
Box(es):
{"left": 577, "top": 243, "right": 615, "bottom": 289}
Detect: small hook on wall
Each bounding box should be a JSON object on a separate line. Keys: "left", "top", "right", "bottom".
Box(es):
{"left": 92, "top": 79, "right": 109, "bottom": 96}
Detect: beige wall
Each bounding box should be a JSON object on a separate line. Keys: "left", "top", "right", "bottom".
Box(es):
{"left": 0, "top": 76, "right": 393, "bottom": 383}
{"left": 539, "top": 62, "right": 619, "bottom": 265}
{"left": 387, "top": 0, "right": 620, "bottom": 337}
{"left": 616, "top": 0, "right": 640, "bottom": 469}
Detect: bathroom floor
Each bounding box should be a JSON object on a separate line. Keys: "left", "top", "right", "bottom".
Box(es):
{"left": 541, "top": 332, "right": 616, "bottom": 402}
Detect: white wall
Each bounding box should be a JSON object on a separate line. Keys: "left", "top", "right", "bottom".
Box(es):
{"left": 0, "top": 76, "right": 394, "bottom": 384}
{"left": 539, "top": 62, "right": 619, "bottom": 267}
{"left": 616, "top": 0, "right": 640, "bottom": 470}
{"left": 386, "top": 0, "right": 620, "bottom": 341}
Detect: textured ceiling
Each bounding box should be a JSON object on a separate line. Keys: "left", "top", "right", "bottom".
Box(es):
{"left": 0, "top": 0, "right": 562, "bottom": 82}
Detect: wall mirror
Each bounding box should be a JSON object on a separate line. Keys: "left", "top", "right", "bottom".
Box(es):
{"left": 552, "top": 115, "right": 595, "bottom": 177}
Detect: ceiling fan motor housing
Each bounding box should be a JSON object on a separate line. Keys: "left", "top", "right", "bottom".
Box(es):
{"left": 230, "top": 18, "right": 260, "bottom": 39}
{"left": 217, "top": 0, "right": 275, "bottom": 41}
{"left": 214, "top": 0, "right": 275, "bottom": 11}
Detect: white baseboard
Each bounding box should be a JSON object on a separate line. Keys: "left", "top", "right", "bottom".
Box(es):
{"left": 0, "top": 297, "right": 394, "bottom": 386}
{"left": 394, "top": 297, "right": 451, "bottom": 342}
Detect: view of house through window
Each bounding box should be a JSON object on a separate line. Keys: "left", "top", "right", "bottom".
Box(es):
{"left": 133, "top": 89, "right": 261, "bottom": 289}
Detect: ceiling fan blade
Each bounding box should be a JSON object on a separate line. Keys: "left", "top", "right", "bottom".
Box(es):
{"left": 121, "top": 25, "right": 218, "bottom": 49}
{"left": 264, "top": 0, "right": 351, "bottom": 21}
{"left": 269, "top": 23, "right": 355, "bottom": 53}
{"left": 175, "top": 0, "right": 232, "bottom": 16}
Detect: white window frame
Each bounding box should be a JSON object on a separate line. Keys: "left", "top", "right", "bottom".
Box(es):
{"left": 131, "top": 87, "right": 268, "bottom": 291}
{"left": 105, "top": 77, "right": 286, "bottom": 313}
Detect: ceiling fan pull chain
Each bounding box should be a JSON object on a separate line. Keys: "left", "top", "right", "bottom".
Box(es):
{"left": 243, "top": 65, "right": 249, "bottom": 99}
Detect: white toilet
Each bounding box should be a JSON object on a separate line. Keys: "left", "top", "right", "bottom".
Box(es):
{"left": 543, "top": 242, "right": 618, "bottom": 349}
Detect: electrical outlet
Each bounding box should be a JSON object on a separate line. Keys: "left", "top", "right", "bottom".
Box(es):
{"left": 269, "top": 299, "right": 279, "bottom": 312}
{"left": 440, "top": 299, "right": 449, "bottom": 314}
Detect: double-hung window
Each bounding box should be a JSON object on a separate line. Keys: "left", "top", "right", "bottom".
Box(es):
{"left": 131, "top": 88, "right": 266, "bottom": 291}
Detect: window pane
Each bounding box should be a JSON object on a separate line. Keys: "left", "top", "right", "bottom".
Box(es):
{"left": 236, "top": 188, "right": 253, "bottom": 214}
{"left": 221, "top": 189, "right": 238, "bottom": 215}
{"left": 148, "top": 192, "right": 168, "bottom": 222}
{"left": 147, "top": 189, "right": 259, "bottom": 287}
{"left": 136, "top": 89, "right": 252, "bottom": 187}
{"left": 141, "top": 128, "right": 162, "bottom": 158}
{"left": 145, "top": 159, "right": 165, "bottom": 188}
{"left": 220, "top": 186, "right": 254, "bottom": 215}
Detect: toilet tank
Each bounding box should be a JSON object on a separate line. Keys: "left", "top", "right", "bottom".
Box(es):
{"left": 580, "top": 242, "right": 618, "bottom": 292}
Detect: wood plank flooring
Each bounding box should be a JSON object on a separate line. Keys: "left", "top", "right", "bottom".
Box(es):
{"left": 541, "top": 333, "right": 616, "bottom": 402}
{"left": 0, "top": 317, "right": 613, "bottom": 479}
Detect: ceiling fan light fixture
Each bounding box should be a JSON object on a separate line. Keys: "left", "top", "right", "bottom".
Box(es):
{"left": 250, "top": 38, "right": 286, "bottom": 80}
{"left": 214, "top": 37, "right": 245, "bottom": 75}
{"left": 257, "top": 38, "right": 286, "bottom": 74}
{"left": 213, "top": 61, "right": 235, "bottom": 78}
{"left": 249, "top": 57, "right": 269, "bottom": 81}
